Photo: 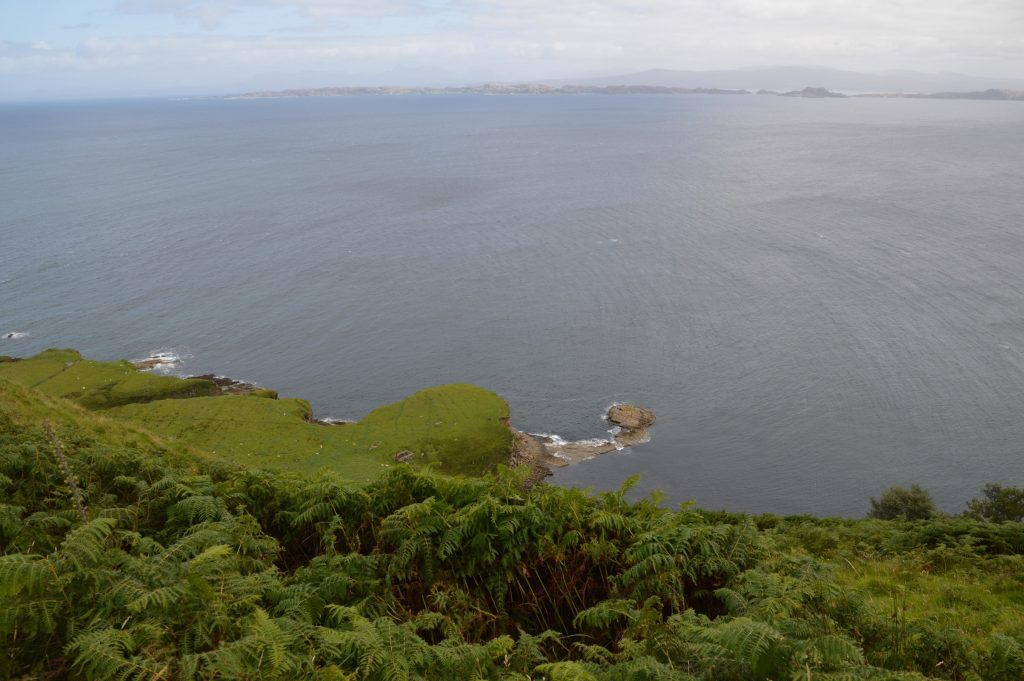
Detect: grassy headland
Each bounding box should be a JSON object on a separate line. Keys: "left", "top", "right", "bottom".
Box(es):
{"left": 0, "top": 349, "right": 512, "bottom": 480}
{"left": 106, "top": 383, "right": 510, "bottom": 480}
{"left": 0, "top": 348, "right": 216, "bottom": 409}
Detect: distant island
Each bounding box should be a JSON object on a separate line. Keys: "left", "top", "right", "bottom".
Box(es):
{"left": 549, "top": 65, "right": 1024, "bottom": 94}
{"left": 228, "top": 84, "right": 751, "bottom": 98}
{"left": 859, "top": 88, "right": 1024, "bottom": 101}
{"left": 228, "top": 83, "right": 1024, "bottom": 101}
{"left": 780, "top": 86, "right": 847, "bottom": 98}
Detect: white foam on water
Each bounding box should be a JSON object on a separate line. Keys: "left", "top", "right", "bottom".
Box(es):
{"left": 601, "top": 402, "right": 626, "bottom": 422}
{"left": 530, "top": 432, "right": 615, "bottom": 452}
{"left": 571, "top": 438, "right": 614, "bottom": 447}
{"left": 530, "top": 432, "right": 567, "bottom": 445}
{"left": 214, "top": 374, "right": 259, "bottom": 386}
{"left": 134, "top": 348, "right": 192, "bottom": 374}
{"left": 2, "top": 331, "right": 29, "bottom": 340}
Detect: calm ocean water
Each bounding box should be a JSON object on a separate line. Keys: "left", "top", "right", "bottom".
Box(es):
{"left": 2, "top": 95, "right": 1023, "bottom": 515}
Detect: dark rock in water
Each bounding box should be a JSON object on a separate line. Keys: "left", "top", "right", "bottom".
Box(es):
{"left": 511, "top": 431, "right": 567, "bottom": 469}
{"left": 187, "top": 373, "right": 271, "bottom": 396}
{"left": 131, "top": 353, "right": 180, "bottom": 371}
{"left": 510, "top": 403, "right": 657, "bottom": 478}
{"left": 394, "top": 450, "right": 416, "bottom": 463}
{"left": 190, "top": 373, "right": 233, "bottom": 386}
{"left": 607, "top": 404, "right": 656, "bottom": 430}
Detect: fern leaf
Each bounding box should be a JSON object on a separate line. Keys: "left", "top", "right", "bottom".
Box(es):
{"left": 534, "top": 661, "right": 598, "bottom": 681}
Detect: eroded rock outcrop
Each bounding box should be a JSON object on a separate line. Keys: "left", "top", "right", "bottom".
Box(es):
{"left": 510, "top": 403, "right": 656, "bottom": 481}
{"left": 187, "top": 374, "right": 277, "bottom": 398}
{"left": 607, "top": 404, "right": 656, "bottom": 431}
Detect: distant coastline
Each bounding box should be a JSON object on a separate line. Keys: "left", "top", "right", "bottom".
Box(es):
{"left": 227, "top": 84, "right": 751, "bottom": 99}
{"left": 227, "top": 83, "right": 1024, "bottom": 101}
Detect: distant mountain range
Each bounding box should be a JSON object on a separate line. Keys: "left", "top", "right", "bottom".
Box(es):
{"left": 230, "top": 83, "right": 1023, "bottom": 101}
{"left": 550, "top": 66, "right": 1024, "bottom": 94}
{"left": 228, "top": 66, "right": 1024, "bottom": 101}
{"left": 775, "top": 86, "right": 1024, "bottom": 100}
{"left": 229, "top": 84, "right": 752, "bottom": 99}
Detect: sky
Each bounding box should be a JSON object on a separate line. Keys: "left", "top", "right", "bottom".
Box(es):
{"left": 2, "top": 0, "right": 1023, "bottom": 99}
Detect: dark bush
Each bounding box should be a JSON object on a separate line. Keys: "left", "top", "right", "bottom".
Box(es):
{"left": 868, "top": 484, "right": 936, "bottom": 520}
{"left": 965, "top": 483, "right": 1024, "bottom": 523}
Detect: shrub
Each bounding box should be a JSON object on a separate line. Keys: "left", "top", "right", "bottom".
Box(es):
{"left": 868, "top": 484, "right": 936, "bottom": 520}
{"left": 965, "top": 484, "right": 1024, "bottom": 523}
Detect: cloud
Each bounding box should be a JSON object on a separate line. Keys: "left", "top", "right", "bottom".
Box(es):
{"left": 115, "top": 0, "right": 445, "bottom": 25}
{"left": 105, "top": 0, "right": 1024, "bottom": 62}
{"left": 4, "top": 0, "right": 1023, "bottom": 96}
{"left": 271, "top": 0, "right": 441, "bottom": 18}
{"left": 0, "top": 41, "right": 77, "bottom": 75}
{"left": 116, "top": 0, "right": 240, "bottom": 28}
{"left": 0, "top": 41, "right": 47, "bottom": 58}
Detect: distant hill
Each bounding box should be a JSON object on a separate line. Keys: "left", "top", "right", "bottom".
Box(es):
{"left": 553, "top": 66, "right": 1024, "bottom": 94}
{"left": 780, "top": 86, "right": 846, "bottom": 98}
{"left": 229, "top": 82, "right": 1022, "bottom": 102}
{"left": 228, "top": 84, "right": 752, "bottom": 99}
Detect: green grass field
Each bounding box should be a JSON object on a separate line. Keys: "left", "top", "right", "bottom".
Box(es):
{"left": 837, "top": 553, "right": 1024, "bottom": 645}
{"left": 1, "top": 350, "right": 513, "bottom": 480}
{"left": 0, "top": 349, "right": 215, "bottom": 409}
{"left": 106, "top": 383, "right": 511, "bottom": 480}
{"left": 0, "top": 377, "right": 198, "bottom": 467}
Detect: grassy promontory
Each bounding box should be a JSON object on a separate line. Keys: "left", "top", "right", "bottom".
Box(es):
{"left": 0, "top": 348, "right": 216, "bottom": 409}
{"left": 0, "top": 349, "right": 512, "bottom": 480}
{"left": 2, "top": 351, "right": 1023, "bottom": 680}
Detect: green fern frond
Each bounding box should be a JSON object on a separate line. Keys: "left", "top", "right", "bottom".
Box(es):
{"left": 715, "top": 617, "right": 785, "bottom": 674}
{"left": 55, "top": 516, "right": 117, "bottom": 571}
{"left": 534, "top": 661, "right": 598, "bottom": 681}
{"left": 66, "top": 628, "right": 167, "bottom": 681}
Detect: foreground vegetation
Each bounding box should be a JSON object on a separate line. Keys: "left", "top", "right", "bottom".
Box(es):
{"left": 3, "top": 377, "right": 1024, "bottom": 680}
{"left": 0, "top": 350, "right": 512, "bottom": 479}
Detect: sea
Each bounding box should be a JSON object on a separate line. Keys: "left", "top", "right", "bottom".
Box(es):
{"left": 2, "top": 94, "right": 1023, "bottom": 516}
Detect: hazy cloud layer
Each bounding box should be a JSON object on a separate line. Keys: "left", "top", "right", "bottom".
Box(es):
{"left": 2, "top": 0, "right": 1022, "bottom": 97}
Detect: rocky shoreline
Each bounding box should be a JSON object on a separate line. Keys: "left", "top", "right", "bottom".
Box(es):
{"left": 132, "top": 352, "right": 654, "bottom": 479}
{"left": 131, "top": 354, "right": 279, "bottom": 399}
{"left": 510, "top": 404, "right": 656, "bottom": 484}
